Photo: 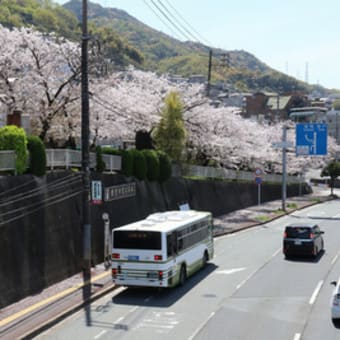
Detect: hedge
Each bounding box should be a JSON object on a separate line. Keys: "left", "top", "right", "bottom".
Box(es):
{"left": 27, "top": 135, "right": 46, "bottom": 176}
{"left": 0, "top": 125, "right": 28, "bottom": 174}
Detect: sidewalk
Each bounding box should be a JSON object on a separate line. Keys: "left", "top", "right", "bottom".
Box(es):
{"left": 213, "top": 185, "right": 334, "bottom": 237}
{"left": 0, "top": 185, "right": 335, "bottom": 339}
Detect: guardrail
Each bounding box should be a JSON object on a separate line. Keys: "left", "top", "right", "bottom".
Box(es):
{"left": 0, "top": 149, "right": 122, "bottom": 174}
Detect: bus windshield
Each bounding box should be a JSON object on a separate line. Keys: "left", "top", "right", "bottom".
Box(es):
{"left": 113, "top": 230, "right": 162, "bottom": 250}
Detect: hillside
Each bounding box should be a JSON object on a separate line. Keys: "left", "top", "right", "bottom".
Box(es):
{"left": 62, "top": 0, "right": 327, "bottom": 95}
{"left": 0, "top": 0, "right": 331, "bottom": 95}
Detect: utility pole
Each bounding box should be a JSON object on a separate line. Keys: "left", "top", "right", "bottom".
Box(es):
{"left": 206, "top": 49, "right": 212, "bottom": 97}
{"left": 81, "top": 0, "right": 91, "bottom": 326}
{"left": 282, "top": 126, "right": 287, "bottom": 211}
{"left": 276, "top": 93, "right": 280, "bottom": 121}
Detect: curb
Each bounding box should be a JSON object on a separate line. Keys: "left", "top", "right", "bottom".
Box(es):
{"left": 21, "top": 283, "right": 117, "bottom": 339}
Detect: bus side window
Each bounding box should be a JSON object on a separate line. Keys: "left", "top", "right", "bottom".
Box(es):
{"left": 167, "top": 234, "right": 172, "bottom": 257}
{"left": 167, "top": 232, "right": 178, "bottom": 257}
{"left": 172, "top": 232, "right": 178, "bottom": 254}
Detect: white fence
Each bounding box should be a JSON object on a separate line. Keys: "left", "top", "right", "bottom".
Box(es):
{"left": 0, "top": 149, "right": 122, "bottom": 173}
{"left": 0, "top": 150, "right": 17, "bottom": 174}
{"left": 172, "top": 164, "right": 301, "bottom": 184}
{"left": 0, "top": 149, "right": 301, "bottom": 184}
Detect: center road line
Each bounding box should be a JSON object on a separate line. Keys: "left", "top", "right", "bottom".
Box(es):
{"left": 94, "top": 330, "right": 107, "bottom": 339}
{"left": 309, "top": 280, "right": 323, "bottom": 305}
{"left": 332, "top": 251, "right": 340, "bottom": 265}
{"left": 187, "top": 311, "right": 215, "bottom": 340}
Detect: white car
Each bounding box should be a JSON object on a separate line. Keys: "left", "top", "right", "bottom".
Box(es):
{"left": 331, "top": 279, "right": 340, "bottom": 321}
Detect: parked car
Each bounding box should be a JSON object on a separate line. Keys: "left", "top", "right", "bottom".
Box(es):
{"left": 331, "top": 279, "right": 340, "bottom": 322}
{"left": 283, "top": 223, "right": 324, "bottom": 258}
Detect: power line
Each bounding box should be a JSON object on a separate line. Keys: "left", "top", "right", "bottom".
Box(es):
{"left": 149, "top": 0, "right": 193, "bottom": 41}
{"left": 0, "top": 173, "right": 82, "bottom": 205}
{"left": 162, "top": 0, "right": 212, "bottom": 46}
{"left": 142, "top": 0, "right": 182, "bottom": 40}
{"left": 157, "top": 0, "right": 200, "bottom": 43}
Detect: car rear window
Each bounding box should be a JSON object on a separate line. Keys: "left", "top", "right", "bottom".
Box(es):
{"left": 285, "top": 226, "right": 311, "bottom": 239}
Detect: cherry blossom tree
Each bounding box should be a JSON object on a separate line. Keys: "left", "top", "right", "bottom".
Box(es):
{"left": 0, "top": 25, "right": 338, "bottom": 176}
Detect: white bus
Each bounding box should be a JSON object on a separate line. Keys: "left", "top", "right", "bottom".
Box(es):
{"left": 111, "top": 210, "right": 214, "bottom": 288}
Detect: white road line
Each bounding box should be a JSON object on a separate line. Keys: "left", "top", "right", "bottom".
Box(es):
{"left": 188, "top": 312, "right": 215, "bottom": 340}
{"left": 332, "top": 251, "right": 340, "bottom": 265}
{"left": 293, "top": 333, "right": 301, "bottom": 340}
{"left": 144, "top": 296, "right": 153, "bottom": 303}
{"left": 271, "top": 248, "right": 281, "bottom": 258}
{"left": 114, "top": 316, "right": 124, "bottom": 323}
{"left": 94, "top": 330, "right": 107, "bottom": 339}
{"left": 334, "top": 213, "right": 340, "bottom": 218}
{"left": 236, "top": 269, "right": 258, "bottom": 290}
{"left": 309, "top": 280, "right": 323, "bottom": 305}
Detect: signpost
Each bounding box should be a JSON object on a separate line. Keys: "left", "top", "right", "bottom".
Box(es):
{"left": 296, "top": 123, "right": 327, "bottom": 156}
{"left": 254, "top": 168, "right": 263, "bottom": 206}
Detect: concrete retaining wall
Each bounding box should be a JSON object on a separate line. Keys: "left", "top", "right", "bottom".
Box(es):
{"left": 0, "top": 171, "right": 310, "bottom": 308}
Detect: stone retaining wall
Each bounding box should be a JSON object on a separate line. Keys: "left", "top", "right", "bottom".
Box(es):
{"left": 0, "top": 171, "right": 310, "bottom": 308}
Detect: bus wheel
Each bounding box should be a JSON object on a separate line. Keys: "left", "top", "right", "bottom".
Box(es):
{"left": 179, "top": 265, "right": 187, "bottom": 286}
{"left": 202, "top": 251, "right": 209, "bottom": 267}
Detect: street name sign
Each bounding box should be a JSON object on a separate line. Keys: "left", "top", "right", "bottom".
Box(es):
{"left": 295, "top": 123, "right": 327, "bottom": 156}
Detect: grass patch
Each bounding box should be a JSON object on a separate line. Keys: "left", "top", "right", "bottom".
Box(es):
{"left": 255, "top": 215, "right": 271, "bottom": 222}
{"left": 286, "top": 203, "right": 298, "bottom": 209}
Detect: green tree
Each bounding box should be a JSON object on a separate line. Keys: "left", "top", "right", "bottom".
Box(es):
{"left": 321, "top": 160, "right": 340, "bottom": 196}
{"left": 152, "top": 91, "right": 186, "bottom": 162}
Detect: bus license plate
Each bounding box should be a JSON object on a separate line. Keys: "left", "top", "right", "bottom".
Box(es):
{"left": 128, "top": 255, "right": 139, "bottom": 261}
{"left": 147, "top": 272, "right": 158, "bottom": 279}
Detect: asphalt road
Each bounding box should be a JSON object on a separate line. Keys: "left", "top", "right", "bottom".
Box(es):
{"left": 36, "top": 199, "right": 340, "bottom": 340}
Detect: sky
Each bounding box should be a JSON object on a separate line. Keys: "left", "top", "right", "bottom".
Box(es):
{"left": 54, "top": 0, "right": 340, "bottom": 90}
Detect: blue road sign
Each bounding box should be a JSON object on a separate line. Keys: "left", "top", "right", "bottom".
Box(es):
{"left": 296, "top": 123, "right": 327, "bottom": 156}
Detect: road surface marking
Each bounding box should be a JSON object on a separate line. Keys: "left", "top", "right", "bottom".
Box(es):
{"left": 215, "top": 268, "right": 246, "bottom": 275}
{"left": 236, "top": 269, "right": 258, "bottom": 290}
{"left": 309, "top": 280, "right": 323, "bottom": 305}
{"left": 0, "top": 271, "right": 111, "bottom": 328}
{"left": 293, "top": 333, "right": 301, "bottom": 340}
{"left": 94, "top": 330, "right": 107, "bottom": 339}
{"left": 188, "top": 311, "right": 215, "bottom": 340}
{"left": 271, "top": 248, "right": 281, "bottom": 258}
{"left": 332, "top": 251, "right": 340, "bottom": 265}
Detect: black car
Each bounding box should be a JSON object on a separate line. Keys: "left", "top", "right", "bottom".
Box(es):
{"left": 283, "top": 223, "right": 324, "bottom": 258}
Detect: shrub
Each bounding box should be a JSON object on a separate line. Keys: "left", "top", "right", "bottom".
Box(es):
{"left": 142, "top": 149, "right": 160, "bottom": 181}
{"left": 27, "top": 135, "right": 46, "bottom": 176}
{"left": 0, "top": 125, "right": 28, "bottom": 174}
{"left": 131, "top": 149, "right": 147, "bottom": 180}
{"left": 95, "top": 145, "right": 106, "bottom": 173}
{"left": 121, "top": 149, "right": 133, "bottom": 177}
{"left": 157, "top": 151, "right": 172, "bottom": 182}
